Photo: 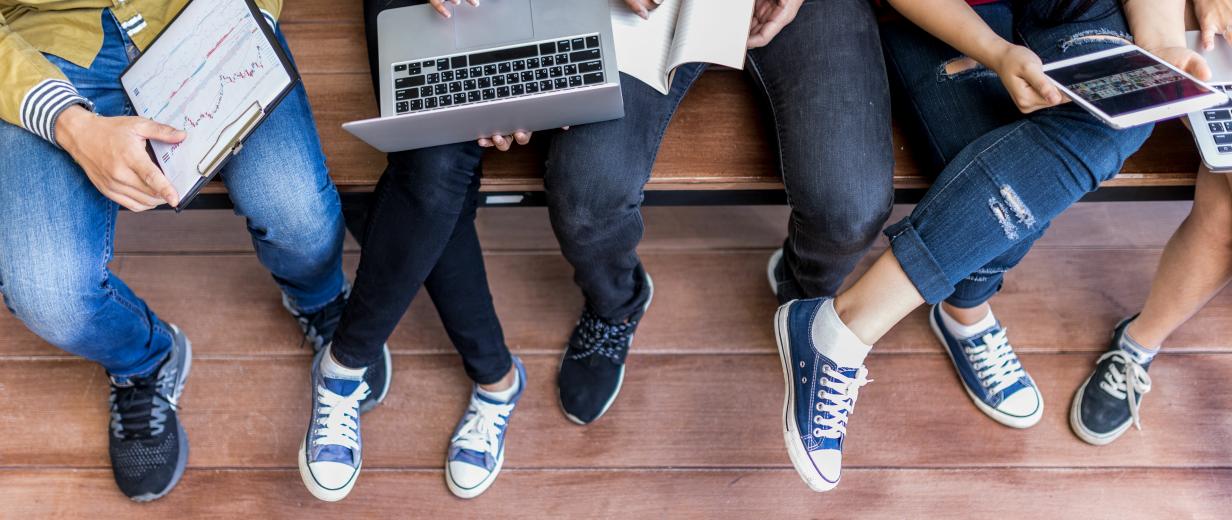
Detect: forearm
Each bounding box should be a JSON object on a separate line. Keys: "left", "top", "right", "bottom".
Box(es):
{"left": 1124, "top": 0, "right": 1187, "bottom": 49}
{"left": 885, "top": 0, "right": 1012, "bottom": 67}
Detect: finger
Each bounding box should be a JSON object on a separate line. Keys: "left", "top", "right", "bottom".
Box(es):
{"left": 1203, "top": 21, "right": 1217, "bottom": 51}
{"left": 478, "top": 138, "right": 494, "bottom": 147}
{"left": 115, "top": 183, "right": 164, "bottom": 209}
{"left": 1224, "top": 24, "right": 1232, "bottom": 46}
{"left": 513, "top": 131, "right": 531, "bottom": 145}
{"left": 493, "top": 134, "right": 511, "bottom": 152}
{"left": 109, "top": 191, "right": 156, "bottom": 213}
{"left": 1188, "top": 54, "right": 1214, "bottom": 81}
{"left": 430, "top": 0, "right": 451, "bottom": 18}
{"left": 134, "top": 120, "right": 187, "bottom": 143}
{"left": 132, "top": 158, "right": 180, "bottom": 206}
{"left": 467, "top": 0, "right": 479, "bottom": 6}
{"left": 1021, "top": 68, "right": 1062, "bottom": 105}
{"left": 108, "top": 172, "right": 164, "bottom": 208}
{"left": 1010, "top": 81, "right": 1049, "bottom": 113}
{"left": 624, "top": 0, "right": 650, "bottom": 19}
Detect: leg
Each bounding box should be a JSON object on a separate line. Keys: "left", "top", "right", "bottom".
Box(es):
{"left": 220, "top": 31, "right": 346, "bottom": 314}
{"left": 1126, "top": 168, "right": 1232, "bottom": 347}
{"left": 0, "top": 120, "right": 174, "bottom": 378}
{"left": 544, "top": 66, "right": 707, "bottom": 321}
{"left": 422, "top": 170, "right": 514, "bottom": 386}
{"left": 746, "top": 0, "right": 894, "bottom": 300}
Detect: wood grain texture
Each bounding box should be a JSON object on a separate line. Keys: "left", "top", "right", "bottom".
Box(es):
{"left": 3, "top": 468, "right": 1229, "bottom": 518}
{"left": 2, "top": 353, "right": 1228, "bottom": 469}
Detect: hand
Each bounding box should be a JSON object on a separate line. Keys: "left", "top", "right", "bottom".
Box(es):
{"left": 1195, "top": 0, "right": 1232, "bottom": 50}
{"left": 988, "top": 44, "right": 1065, "bottom": 114}
{"left": 478, "top": 131, "right": 532, "bottom": 152}
{"left": 623, "top": 0, "right": 664, "bottom": 20}
{"left": 55, "top": 106, "right": 185, "bottom": 211}
{"left": 747, "top": 0, "right": 804, "bottom": 49}
{"left": 1144, "top": 45, "right": 1213, "bottom": 82}
{"left": 429, "top": 0, "right": 480, "bottom": 19}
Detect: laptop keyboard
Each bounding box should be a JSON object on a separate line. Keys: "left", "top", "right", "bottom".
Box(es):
{"left": 1203, "top": 83, "right": 1232, "bottom": 154}
{"left": 391, "top": 33, "right": 606, "bottom": 115}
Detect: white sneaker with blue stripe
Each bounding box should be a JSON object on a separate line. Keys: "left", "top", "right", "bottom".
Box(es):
{"left": 929, "top": 305, "right": 1042, "bottom": 428}
{"left": 774, "top": 298, "right": 872, "bottom": 492}
{"left": 299, "top": 347, "right": 370, "bottom": 502}
{"left": 446, "top": 356, "right": 527, "bottom": 499}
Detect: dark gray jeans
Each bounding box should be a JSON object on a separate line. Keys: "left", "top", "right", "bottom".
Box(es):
{"left": 544, "top": 0, "right": 895, "bottom": 321}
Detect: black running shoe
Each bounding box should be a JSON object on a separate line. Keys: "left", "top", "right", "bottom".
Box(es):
{"left": 558, "top": 274, "right": 653, "bottom": 425}
{"left": 1070, "top": 318, "right": 1153, "bottom": 445}
{"left": 108, "top": 324, "right": 191, "bottom": 502}
{"left": 284, "top": 286, "right": 391, "bottom": 414}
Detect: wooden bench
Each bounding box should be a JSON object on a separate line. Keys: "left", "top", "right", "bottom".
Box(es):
{"left": 192, "top": 1, "right": 1203, "bottom": 207}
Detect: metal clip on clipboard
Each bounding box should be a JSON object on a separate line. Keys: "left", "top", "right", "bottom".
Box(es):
{"left": 196, "top": 101, "right": 265, "bottom": 176}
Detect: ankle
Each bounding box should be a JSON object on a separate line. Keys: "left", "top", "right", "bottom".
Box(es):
{"left": 480, "top": 366, "right": 517, "bottom": 393}
{"left": 1123, "top": 319, "right": 1164, "bottom": 351}
{"left": 940, "top": 301, "right": 991, "bottom": 326}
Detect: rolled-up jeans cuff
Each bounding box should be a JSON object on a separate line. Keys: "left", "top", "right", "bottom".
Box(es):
{"left": 944, "top": 282, "right": 1001, "bottom": 309}
{"left": 884, "top": 219, "right": 953, "bottom": 305}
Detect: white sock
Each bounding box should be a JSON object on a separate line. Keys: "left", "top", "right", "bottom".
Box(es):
{"left": 477, "top": 366, "right": 520, "bottom": 403}
{"left": 1119, "top": 322, "right": 1160, "bottom": 365}
{"left": 321, "top": 345, "right": 366, "bottom": 380}
{"left": 939, "top": 304, "right": 998, "bottom": 340}
{"left": 810, "top": 299, "right": 873, "bottom": 368}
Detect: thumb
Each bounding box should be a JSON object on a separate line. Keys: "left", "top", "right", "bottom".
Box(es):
{"left": 134, "top": 119, "right": 187, "bottom": 143}
{"left": 1022, "top": 67, "right": 1062, "bottom": 105}
{"left": 1185, "top": 53, "right": 1213, "bottom": 82}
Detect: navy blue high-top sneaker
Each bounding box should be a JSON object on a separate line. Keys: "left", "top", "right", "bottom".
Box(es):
{"left": 930, "top": 305, "right": 1043, "bottom": 428}
{"left": 299, "top": 346, "right": 369, "bottom": 502}
{"left": 774, "top": 298, "right": 871, "bottom": 492}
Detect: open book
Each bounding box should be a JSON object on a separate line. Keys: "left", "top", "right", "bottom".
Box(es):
{"left": 609, "top": 0, "right": 755, "bottom": 95}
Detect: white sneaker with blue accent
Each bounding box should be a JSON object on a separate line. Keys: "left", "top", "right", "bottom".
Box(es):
{"left": 299, "top": 348, "right": 370, "bottom": 502}
{"left": 929, "top": 305, "right": 1042, "bottom": 428}
{"left": 446, "top": 357, "right": 527, "bottom": 499}
{"left": 774, "top": 298, "right": 872, "bottom": 492}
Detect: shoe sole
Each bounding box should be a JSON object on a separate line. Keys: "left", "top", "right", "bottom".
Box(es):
{"left": 1068, "top": 373, "right": 1131, "bottom": 446}
{"left": 767, "top": 248, "right": 783, "bottom": 297}
{"left": 773, "top": 303, "right": 838, "bottom": 493}
{"left": 130, "top": 327, "right": 192, "bottom": 503}
{"left": 928, "top": 309, "right": 1043, "bottom": 429}
{"left": 298, "top": 439, "right": 362, "bottom": 502}
{"left": 559, "top": 274, "right": 653, "bottom": 426}
{"left": 359, "top": 344, "right": 393, "bottom": 415}
{"left": 445, "top": 450, "right": 506, "bottom": 499}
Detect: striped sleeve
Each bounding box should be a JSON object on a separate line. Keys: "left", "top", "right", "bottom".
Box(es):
{"left": 0, "top": 12, "right": 93, "bottom": 146}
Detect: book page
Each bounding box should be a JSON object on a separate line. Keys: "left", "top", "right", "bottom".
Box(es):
{"left": 609, "top": 0, "right": 683, "bottom": 94}
{"left": 667, "top": 0, "right": 755, "bottom": 73}
{"left": 121, "top": 0, "right": 293, "bottom": 199}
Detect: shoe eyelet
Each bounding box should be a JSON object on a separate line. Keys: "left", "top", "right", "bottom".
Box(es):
{"left": 816, "top": 403, "right": 824, "bottom": 412}
{"left": 813, "top": 428, "right": 823, "bottom": 437}
{"left": 801, "top": 377, "right": 807, "bottom": 384}
{"left": 799, "top": 361, "right": 805, "bottom": 368}
{"left": 813, "top": 415, "right": 823, "bottom": 424}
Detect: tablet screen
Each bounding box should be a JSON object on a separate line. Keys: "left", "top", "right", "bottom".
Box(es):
{"left": 1046, "top": 48, "right": 1211, "bottom": 116}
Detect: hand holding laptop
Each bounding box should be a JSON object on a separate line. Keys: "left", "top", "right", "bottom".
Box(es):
{"left": 1195, "top": 0, "right": 1232, "bottom": 51}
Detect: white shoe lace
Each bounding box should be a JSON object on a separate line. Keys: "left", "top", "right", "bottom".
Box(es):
{"left": 452, "top": 395, "right": 515, "bottom": 455}
{"left": 1097, "top": 350, "right": 1153, "bottom": 429}
{"left": 812, "top": 366, "right": 871, "bottom": 439}
{"left": 312, "top": 382, "right": 370, "bottom": 451}
{"left": 964, "top": 329, "right": 1025, "bottom": 395}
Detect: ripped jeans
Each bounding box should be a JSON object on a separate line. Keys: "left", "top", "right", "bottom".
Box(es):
{"left": 879, "top": 0, "right": 1152, "bottom": 307}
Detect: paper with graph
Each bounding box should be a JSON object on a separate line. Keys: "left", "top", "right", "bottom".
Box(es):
{"left": 609, "top": 0, "right": 755, "bottom": 94}
{"left": 121, "top": 0, "right": 295, "bottom": 208}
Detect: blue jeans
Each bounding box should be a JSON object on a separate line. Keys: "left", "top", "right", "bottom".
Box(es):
{"left": 545, "top": 0, "right": 895, "bottom": 320}
{"left": 881, "top": 0, "right": 1152, "bottom": 307}
{"left": 0, "top": 12, "right": 345, "bottom": 378}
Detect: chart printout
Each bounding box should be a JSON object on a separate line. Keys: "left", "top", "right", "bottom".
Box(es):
{"left": 122, "top": 0, "right": 292, "bottom": 196}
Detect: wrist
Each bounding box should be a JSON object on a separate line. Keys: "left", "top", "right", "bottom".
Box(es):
{"left": 979, "top": 39, "right": 1018, "bottom": 72}
{"left": 54, "top": 105, "right": 92, "bottom": 152}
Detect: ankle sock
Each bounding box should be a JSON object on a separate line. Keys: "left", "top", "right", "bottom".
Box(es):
{"left": 810, "top": 299, "right": 873, "bottom": 368}
{"left": 477, "top": 366, "right": 520, "bottom": 403}
{"left": 939, "top": 304, "right": 998, "bottom": 340}
{"left": 1119, "top": 324, "right": 1160, "bottom": 365}
{"left": 321, "top": 346, "right": 366, "bottom": 380}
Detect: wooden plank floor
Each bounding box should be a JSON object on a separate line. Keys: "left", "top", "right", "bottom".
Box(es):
{"left": 4, "top": 203, "right": 1232, "bottom": 518}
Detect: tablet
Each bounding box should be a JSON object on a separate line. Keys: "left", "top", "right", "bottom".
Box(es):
{"left": 1042, "top": 45, "right": 1226, "bottom": 129}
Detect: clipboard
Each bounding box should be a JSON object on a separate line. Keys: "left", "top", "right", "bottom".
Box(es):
{"left": 119, "top": 0, "right": 300, "bottom": 211}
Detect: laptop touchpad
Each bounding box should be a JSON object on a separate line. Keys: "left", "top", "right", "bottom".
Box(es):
{"left": 453, "top": 0, "right": 535, "bottom": 50}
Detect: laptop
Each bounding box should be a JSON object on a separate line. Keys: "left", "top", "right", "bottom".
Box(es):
{"left": 1187, "top": 31, "right": 1232, "bottom": 171}
{"left": 343, "top": 0, "right": 624, "bottom": 153}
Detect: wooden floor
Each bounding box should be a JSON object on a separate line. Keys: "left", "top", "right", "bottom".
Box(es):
{"left": 3, "top": 203, "right": 1232, "bottom": 518}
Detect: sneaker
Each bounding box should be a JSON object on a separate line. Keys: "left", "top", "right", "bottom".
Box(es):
{"left": 299, "top": 346, "right": 370, "bottom": 502}
{"left": 1070, "top": 318, "right": 1153, "bottom": 445}
{"left": 774, "top": 298, "right": 871, "bottom": 492}
{"left": 284, "top": 286, "right": 391, "bottom": 414}
{"left": 929, "top": 305, "right": 1043, "bottom": 428}
{"left": 108, "top": 324, "right": 192, "bottom": 502}
{"left": 445, "top": 357, "right": 527, "bottom": 499}
{"left": 558, "top": 274, "right": 653, "bottom": 425}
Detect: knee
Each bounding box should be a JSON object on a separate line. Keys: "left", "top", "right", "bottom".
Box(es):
{"left": 1, "top": 264, "right": 102, "bottom": 348}
{"left": 248, "top": 186, "right": 345, "bottom": 262}
{"left": 546, "top": 173, "right": 643, "bottom": 243}
{"left": 788, "top": 168, "right": 893, "bottom": 249}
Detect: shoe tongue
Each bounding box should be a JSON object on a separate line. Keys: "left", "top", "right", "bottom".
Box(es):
{"left": 324, "top": 376, "right": 361, "bottom": 396}
{"left": 314, "top": 444, "right": 354, "bottom": 465}
{"left": 835, "top": 366, "right": 859, "bottom": 379}
{"left": 451, "top": 447, "right": 490, "bottom": 468}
